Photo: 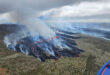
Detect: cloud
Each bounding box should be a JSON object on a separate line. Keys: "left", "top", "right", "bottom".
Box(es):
{"left": 0, "top": 0, "right": 109, "bottom": 23}
{"left": 0, "top": 0, "right": 79, "bottom": 14}
{"left": 41, "top": 1, "right": 110, "bottom": 18}
{"left": 0, "top": 0, "right": 83, "bottom": 23}
{"left": 0, "top": 0, "right": 103, "bottom": 14}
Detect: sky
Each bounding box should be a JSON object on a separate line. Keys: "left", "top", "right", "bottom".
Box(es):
{"left": 0, "top": 0, "right": 110, "bottom": 23}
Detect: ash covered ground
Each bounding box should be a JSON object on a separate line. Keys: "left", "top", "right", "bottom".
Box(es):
{"left": 0, "top": 24, "right": 110, "bottom": 75}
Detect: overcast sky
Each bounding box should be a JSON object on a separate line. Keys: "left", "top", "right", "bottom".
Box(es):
{"left": 0, "top": 0, "right": 110, "bottom": 23}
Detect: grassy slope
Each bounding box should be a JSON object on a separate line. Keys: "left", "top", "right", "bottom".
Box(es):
{"left": 0, "top": 25, "right": 110, "bottom": 75}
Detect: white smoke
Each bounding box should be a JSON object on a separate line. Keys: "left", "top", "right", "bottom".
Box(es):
{"left": 9, "top": 11, "right": 56, "bottom": 39}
